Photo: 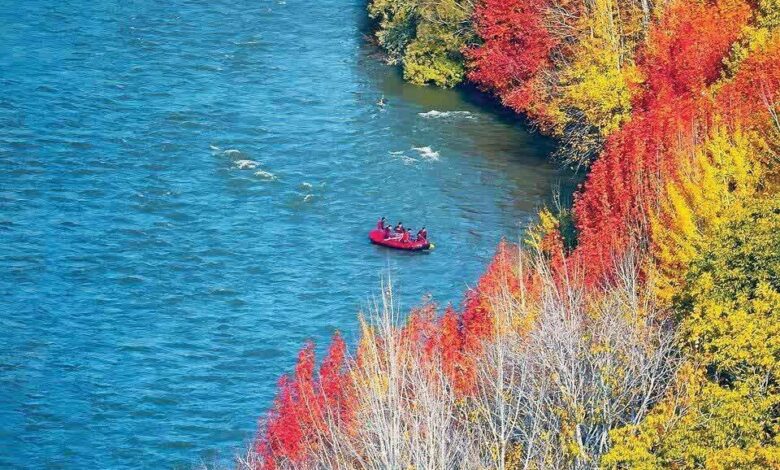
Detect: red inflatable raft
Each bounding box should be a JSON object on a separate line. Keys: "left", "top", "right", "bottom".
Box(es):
{"left": 369, "top": 229, "right": 434, "bottom": 251}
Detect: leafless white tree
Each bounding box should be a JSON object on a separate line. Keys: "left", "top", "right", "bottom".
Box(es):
{"left": 466, "top": 248, "right": 678, "bottom": 469}
{"left": 248, "top": 247, "right": 678, "bottom": 470}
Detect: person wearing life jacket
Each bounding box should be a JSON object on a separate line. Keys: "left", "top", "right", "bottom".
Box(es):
{"left": 400, "top": 228, "right": 411, "bottom": 243}
{"left": 416, "top": 227, "right": 427, "bottom": 243}
{"left": 394, "top": 222, "right": 404, "bottom": 233}
{"left": 376, "top": 216, "right": 386, "bottom": 230}
{"left": 383, "top": 224, "right": 392, "bottom": 239}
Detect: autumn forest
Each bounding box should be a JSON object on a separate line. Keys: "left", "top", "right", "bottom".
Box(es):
{"left": 251, "top": 0, "right": 780, "bottom": 468}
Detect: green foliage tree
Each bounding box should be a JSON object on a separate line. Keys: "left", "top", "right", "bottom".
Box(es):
{"left": 368, "top": 0, "right": 474, "bottom": 87}
{"left": 603, "top": 196, "right": 780, "bottom": 469}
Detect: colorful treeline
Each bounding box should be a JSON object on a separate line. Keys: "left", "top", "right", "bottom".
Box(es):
{"left": 249, "top": 0, "right": 780, "bottom": 468}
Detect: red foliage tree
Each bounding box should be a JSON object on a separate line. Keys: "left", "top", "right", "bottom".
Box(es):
{"left": 462, "top": 240, "right": 519, "bottom": 346}
{"left": 437, "top": 305, "right": 463, "bottom": 382}
{"left": 466, "top": 0, "right": 558, "bottom": 127}
{"left": 255, "top": 333, "right": 353, "bottom": 469}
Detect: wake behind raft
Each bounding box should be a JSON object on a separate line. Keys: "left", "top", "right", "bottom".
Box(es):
{"left": 369, "top": 218, "right": 434, "bottom": 252}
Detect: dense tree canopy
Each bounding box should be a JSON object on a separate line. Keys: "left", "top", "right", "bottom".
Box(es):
{"left": 368, "top": 0, "right": 475, "bottom": 87}
{"left": 604, "top": 197, "right": 780, "bottom": 469}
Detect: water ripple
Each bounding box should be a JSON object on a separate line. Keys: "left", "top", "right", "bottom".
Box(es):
{"left": 0, "top": 0, "right": 571, "bottom": 468}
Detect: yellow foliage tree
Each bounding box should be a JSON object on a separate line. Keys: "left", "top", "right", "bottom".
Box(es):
{"left": 650, "top": 127, "right": 767, "bottom": 303}
{"left": 554, "top": 0, "right": 643, "bottom": 140}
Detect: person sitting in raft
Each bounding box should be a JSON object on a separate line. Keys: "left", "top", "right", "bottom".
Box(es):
{"left": 383, "top": 224, "right": 392, "bottom": 239}
{"left": 400, "top": 228, "right": 411, "bottom": 243}
{"left": 394, "top": 222, "right": 404, "bottom": 233}
{"left": 376, "top": 216, "right": 386, "bottom": 230}
{"left": 416, "top": 227, "right": 427, "bottom": 243}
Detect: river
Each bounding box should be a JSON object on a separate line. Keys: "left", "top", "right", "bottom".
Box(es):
{"left": 0, "top": 0, "right": 571, "bottom": 467}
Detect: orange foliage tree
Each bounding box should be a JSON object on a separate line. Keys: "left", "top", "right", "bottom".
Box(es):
{"left": 572, "top": 0, "right": 752, "bottom": 281}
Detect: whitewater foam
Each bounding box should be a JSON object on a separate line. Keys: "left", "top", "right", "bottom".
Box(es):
{"left": 234, "top": 159, "right": 259, "bottom": 169}
{"left": 254, "top": 170, "right": 277, "bottom": 180}
{"left": 411, "top": 146, "right": 440, "bottom": 161}
{"left": 418, "top": 110, "right": 474, "bottom": 119}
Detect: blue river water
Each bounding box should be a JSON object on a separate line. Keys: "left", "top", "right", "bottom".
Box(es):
{"left": 0, "top": 0, "right": 571, "bottom": 467}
